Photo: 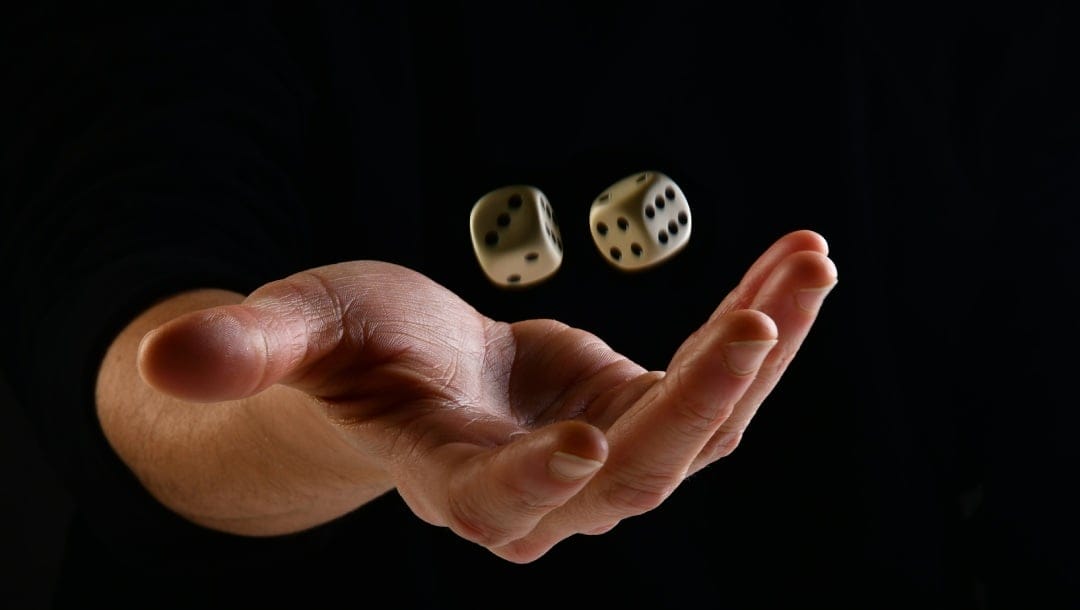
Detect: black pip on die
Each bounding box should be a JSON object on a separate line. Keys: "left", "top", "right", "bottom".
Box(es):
{"left": 470, "top": 185, "right": 563, "bottom": 288}
{"left": 589, "top": 171, "right": 691, "bottom": 271}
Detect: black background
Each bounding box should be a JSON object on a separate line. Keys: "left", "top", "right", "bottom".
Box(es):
{"left": 3, "top": 2, "right": 1079, "bottom": 609}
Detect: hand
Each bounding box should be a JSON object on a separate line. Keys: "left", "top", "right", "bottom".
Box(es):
{"left": 137, "top": 229, "right": 837, "bottom": 562}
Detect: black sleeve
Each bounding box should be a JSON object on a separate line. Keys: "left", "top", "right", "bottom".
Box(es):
{"left": 0, "top": 1, "right": 329, "bottom": 568}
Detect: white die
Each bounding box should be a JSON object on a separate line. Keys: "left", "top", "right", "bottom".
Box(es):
{"left": 589, "top": 171, "right": 691, "bottom": 271}
{"left": 470, "top": 185, "right": 563, "bottom": 288}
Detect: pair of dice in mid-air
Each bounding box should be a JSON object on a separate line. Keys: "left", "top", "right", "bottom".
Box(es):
{"left": 469, "top": 171, "right": 692, "bottom": 288}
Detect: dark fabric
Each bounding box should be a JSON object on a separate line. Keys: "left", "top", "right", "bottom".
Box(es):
{"left": 2, "top": 1, "right": 1077, "bottom": 608}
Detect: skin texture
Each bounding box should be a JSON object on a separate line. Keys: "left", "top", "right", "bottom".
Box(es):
{"left": 95, "top": 229, "right": 837, "bottom": 563}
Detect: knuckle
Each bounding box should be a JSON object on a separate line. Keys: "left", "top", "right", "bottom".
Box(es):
{"left": 491, "top": 465, "right": 562, "bottom": 515}
{"left": 446, "top": 492, "right": 515, "bottom": 547}
{"left": 668, "top": 365, "right": 735, "bottom": 433}
{"left": 700, "top": 429, "right": 745, "bottom": 462}
{"left": 445, "top": 473, "right": 558, "bottom": 549}
{"left": 492, "top": 537, "right": 553, "bottom": 564}
{"left": 602, "top": 469, "right": 678, "bottom": 516}
{"left": 507, "top": 486, "right": 562, "bottom": 518}
{"left": 584, "top": 521, "right": 620, "bottom": 535}
{"left": 292, "top": 272, "right": 349, "bottom": 343}
{"left": 677, "top": 395, "right": 731, "bottom": 435}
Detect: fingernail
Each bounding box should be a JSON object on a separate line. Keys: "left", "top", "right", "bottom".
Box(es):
{"left": 137, "top": 328, "right": 161, "bottom": 360}
{"left": 723, "top": 339, "right": 777, "bottom": 376}
{"left": 549, "top": 451, "right": 603, "bottom": 481}
{"left": 795, "top": 281, "right": 837, "bottom": 313}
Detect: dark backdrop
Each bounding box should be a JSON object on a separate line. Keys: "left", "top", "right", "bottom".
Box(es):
{"left": 2, "top": 2, "right": 1078, "bottom": 609}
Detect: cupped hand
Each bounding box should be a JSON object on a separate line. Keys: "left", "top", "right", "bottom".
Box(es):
{"left": 137, "top": 229, "right": 837, "bottom": 562}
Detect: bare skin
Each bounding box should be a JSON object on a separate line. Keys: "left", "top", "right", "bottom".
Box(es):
{"left": 95, "top": 229, "right": 837, "bottom": 563}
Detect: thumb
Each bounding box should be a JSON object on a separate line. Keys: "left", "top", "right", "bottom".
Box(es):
{"left": 137, "top": 278, "right": 341, "bottom": 403}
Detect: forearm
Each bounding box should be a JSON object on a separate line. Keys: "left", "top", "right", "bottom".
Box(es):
{"left": 95, "top": 288, "right": 393, "bottom": 536}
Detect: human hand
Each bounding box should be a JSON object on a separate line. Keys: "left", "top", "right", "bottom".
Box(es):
{"left": 137, "top": 229, "right": 836, "bottom": 562}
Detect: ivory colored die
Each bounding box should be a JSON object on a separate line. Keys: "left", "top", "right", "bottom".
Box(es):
{"left": 589, "top": 171, "right": 691, "bottom": 271}
{"left": 470, "top": 185, "right": 563, "bottom": 288}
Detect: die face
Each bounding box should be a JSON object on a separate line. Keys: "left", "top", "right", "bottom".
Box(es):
{"left": 470, "top": 185, "right": 563, "bottom": 288}
{"left": 589, "top": 171, "right": 691, "bottom": 271}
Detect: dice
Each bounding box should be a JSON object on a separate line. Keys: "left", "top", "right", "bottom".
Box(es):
{"left": 469, "top": 185, "right": 563, "bottom": 288}
{"left": 589, "top": 171, "right": 691, "bottom": 271}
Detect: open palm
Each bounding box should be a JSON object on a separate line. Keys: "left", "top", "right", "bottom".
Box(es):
{"left": 138, "top": 229, "right": 836, "bottom": 562}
